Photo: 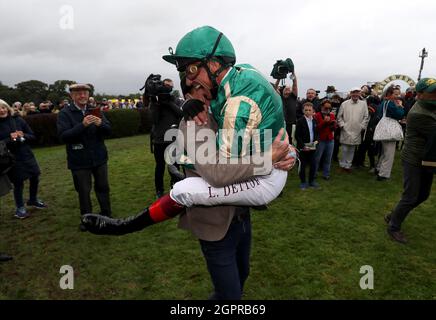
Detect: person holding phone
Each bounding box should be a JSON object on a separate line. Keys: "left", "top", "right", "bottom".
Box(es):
{"left": 57, "top": 84, "right": 112, "bottom": 231}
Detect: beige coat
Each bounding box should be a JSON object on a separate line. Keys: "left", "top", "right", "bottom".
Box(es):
{"left": 177, "top": 114, "right": 269, "bottom": 241}
{"left": 337, "top": 99, "right": 369, "bottom": 145}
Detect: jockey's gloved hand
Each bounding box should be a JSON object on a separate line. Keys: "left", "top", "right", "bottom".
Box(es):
{"left": 181, "top": 99, "right": 204, "bottom": 121}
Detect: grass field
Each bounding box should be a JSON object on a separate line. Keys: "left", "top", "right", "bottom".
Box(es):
{"left": 0, "top": 134, "right": 435, "bottom": 300}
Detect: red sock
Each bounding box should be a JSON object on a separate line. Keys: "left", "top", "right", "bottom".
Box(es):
{"left": 148, "top": 194, "right": 185, "bottom": 223}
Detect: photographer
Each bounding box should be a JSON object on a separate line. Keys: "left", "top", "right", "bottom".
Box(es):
{"left": 146, "top": 76, "right": 183, "bottom": 198}
{"left": 0, "top": 99, "right": 47, "bottom": 219}
{"left": 271, "top": 59, "right": 297, "bottom": 144}
{"left": 276, "top": 74, "right": 298, "bottom": 145}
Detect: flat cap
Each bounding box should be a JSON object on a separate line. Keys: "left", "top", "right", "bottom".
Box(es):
{"left": 69, "top": 83, "right": 91, "bottom": 92}
{"left": 350, "top": 86, "right": 361, "bottom": 92}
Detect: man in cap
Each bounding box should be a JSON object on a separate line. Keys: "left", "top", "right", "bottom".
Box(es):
{"left": 57, "top": 83, "right": 112, "bottom": 231}
{"left": 337, "top": 87, "right": 369, "bottom": 172}
{"left": 385, "top": 78, "right": 436, "bottom": 243}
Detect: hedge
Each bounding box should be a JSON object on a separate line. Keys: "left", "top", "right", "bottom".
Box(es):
{"left": 24, "top": 109, "right": 152, "bottom": 147}
{"left": 103, "top": 109, "right": 141, "bottom": 139}
{"left": 24, "top": 113, "right": 60, "bottom": 146}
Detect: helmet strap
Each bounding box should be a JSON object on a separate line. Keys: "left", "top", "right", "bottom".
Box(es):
{"left": 199, "top": 60, "right": 228, "bottom": 99}
{"left": 203, "top": 32, "right": 228, "bottom": 98}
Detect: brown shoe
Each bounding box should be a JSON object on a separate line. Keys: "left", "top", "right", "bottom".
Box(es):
{"left": 387, "top": 229, "right": 407, "bottom": 244}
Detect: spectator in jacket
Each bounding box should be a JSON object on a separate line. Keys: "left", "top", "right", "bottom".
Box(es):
{"left": 296, "top": 102, "right": 319, "bottom": 189}
{"left": 0, "top": 99, "right": 47, "bottom": 219}
{"left": 57, "top": 84, "right": 112, "bottom": 231}
{"left": 337, "top": 87, "right": 369, "bottom": 172}
{"left": 375, "top": 86, "right": 405, "bottom": 181}
{"left": 314, "top": 100, "right": 337, "bottom": 180}
{"left": 277, "top": 73, "right": 298, "bottom": 144}
{"left": 385, "top": 78, "right": 436, "bottom": 243}
{"left": 297, "top": 88, "right": 321, "bottom": 119}
{"left": 331, "top": 93, "right": 344, "bottom": 162}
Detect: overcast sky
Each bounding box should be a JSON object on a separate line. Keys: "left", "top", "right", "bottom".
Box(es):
{"left": 1, "top": 0, "right": 435, "bottom": 97}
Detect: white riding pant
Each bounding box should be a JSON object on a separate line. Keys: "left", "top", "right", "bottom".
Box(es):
{"left": 170, "top": 169, "right": 288, "bottom": 207}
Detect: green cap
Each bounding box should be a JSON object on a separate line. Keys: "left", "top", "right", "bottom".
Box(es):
{"left": 162, "top": 26, "right": 236, "bottom": 71}
{"left": 416, "top": 78, "right": 436, "bottom": 93}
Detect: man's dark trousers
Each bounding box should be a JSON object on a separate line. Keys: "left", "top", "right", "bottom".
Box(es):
{"left": 389, "top": 161, "right": 434, "bottom": 231}
{"left": 199, "top": 207, "right": 251, "bottom": 300}
{"left": 153, "top": 142, "right": 181, "bottom": 193}
{"left": 71, "top": 163, "right": 111, "bottom": 216}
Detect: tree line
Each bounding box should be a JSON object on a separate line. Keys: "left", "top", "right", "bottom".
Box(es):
{"left": 0, "top": 80, "right": 141, "bottom": 105}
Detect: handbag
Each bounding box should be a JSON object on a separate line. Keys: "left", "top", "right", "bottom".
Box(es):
{"left": 373, "top": 101, "right": 404, "bottom": 141}
{"left": 0, "top": 140, "right": 15, "bottom": 175}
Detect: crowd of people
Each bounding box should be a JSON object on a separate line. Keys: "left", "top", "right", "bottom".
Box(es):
{"left": 275, "top": 77, "right": 417, "bottom": 189}
{"left": 8, "top": 97, "right": 149, "bottom": 117}
{"left": 1, "top": 25, "right": 435, "bottom": 300}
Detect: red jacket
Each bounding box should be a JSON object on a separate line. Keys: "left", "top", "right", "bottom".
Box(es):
{"left": 314, "top": 112, "right": 337, "bottom": 141}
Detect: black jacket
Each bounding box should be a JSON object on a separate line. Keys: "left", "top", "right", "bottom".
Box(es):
{"left": 0, "top": 115, "right": 36, "bottom": 162}
{"left": 57, "top": 104, "right": 111, "bottom": 170}
{"left": 282, "top": 93, "right": 297, "bottom": 125}
{"left": 150, "top": 95, "right": 183, "bottom": 144}
{"left": 295, "top": 116, "right": 319, "bottom": 151}
{"left": 0, "top": 115, "right": 40, "bottom": 182}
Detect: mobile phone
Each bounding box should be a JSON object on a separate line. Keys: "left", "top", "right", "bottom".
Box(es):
{"left": 86, "top": 108, "right": 102, "bottom": 118}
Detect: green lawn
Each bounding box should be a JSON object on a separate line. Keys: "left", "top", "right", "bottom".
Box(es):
{"left": 0, "top": 134, "right": 435, "bottom": 300}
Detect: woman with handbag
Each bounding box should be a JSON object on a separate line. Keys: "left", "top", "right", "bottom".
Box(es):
{"left": 0, "top": 99, "right": 47, "bottom": 219}
{"left": 374, "top": 86, "right": 405, "bottom": 181}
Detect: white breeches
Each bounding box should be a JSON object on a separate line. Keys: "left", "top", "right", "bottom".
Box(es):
{"left": 170, "top": 169, "right": 288, "bottom": 207}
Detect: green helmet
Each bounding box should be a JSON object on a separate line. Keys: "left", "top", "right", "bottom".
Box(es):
{"left": 162, "top": 26, "right": 236, "bottom": 71}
